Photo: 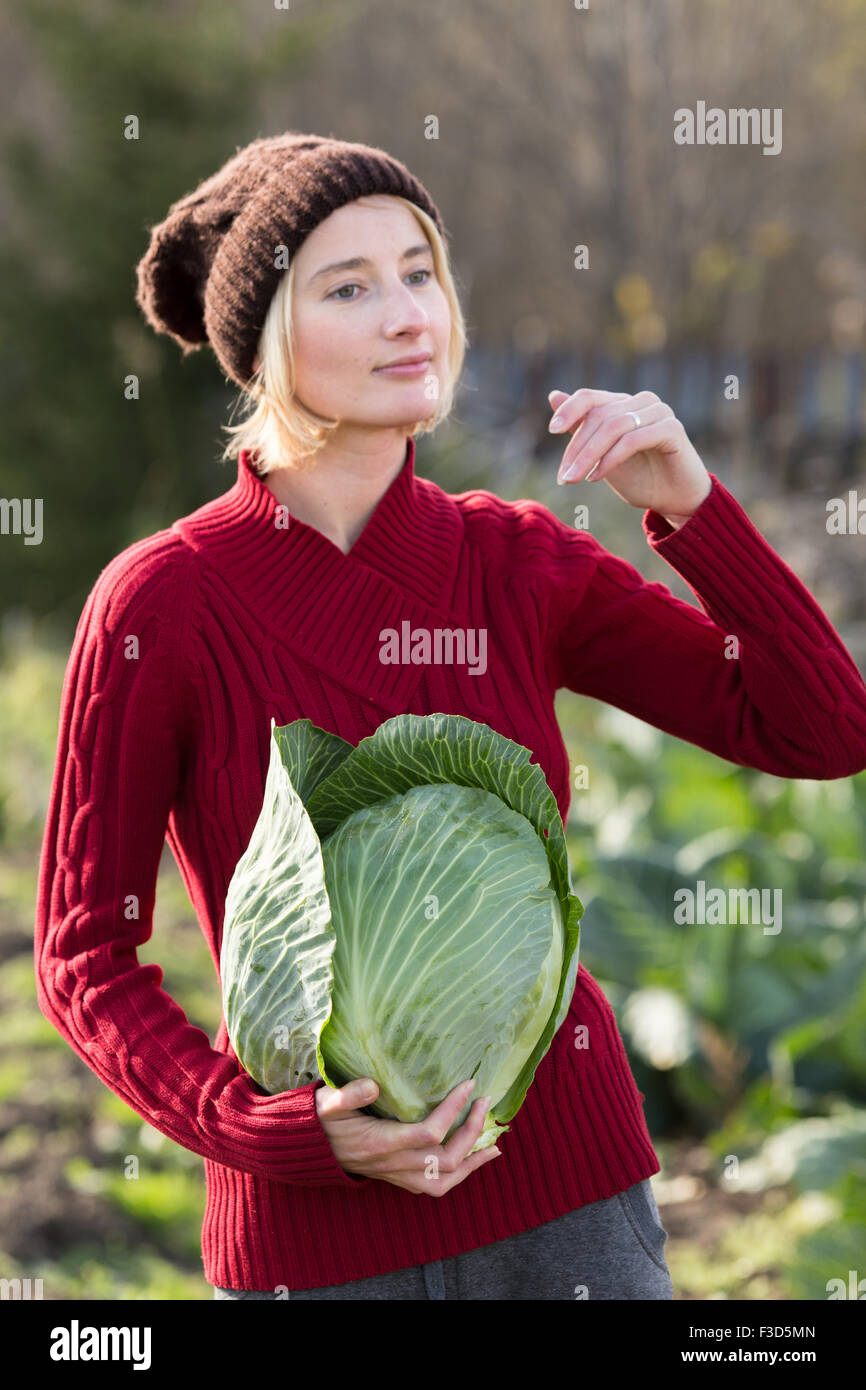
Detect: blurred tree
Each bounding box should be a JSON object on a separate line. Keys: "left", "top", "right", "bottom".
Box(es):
{"left": 0, "top": 0, "right": 326, "bottom": 627}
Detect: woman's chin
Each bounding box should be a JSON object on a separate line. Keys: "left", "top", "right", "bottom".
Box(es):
{"left": 364, "top": 396, "right": 437, "bottom": 428}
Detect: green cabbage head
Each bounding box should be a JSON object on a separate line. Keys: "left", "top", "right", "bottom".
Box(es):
{"left": 220, "top": 713, "right": 583, "bottom": 1152}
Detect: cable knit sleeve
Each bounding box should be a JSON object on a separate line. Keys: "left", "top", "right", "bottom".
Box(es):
{"left": 540, "top": 473, "right": 866, "bottom": 780}
{"left": 33, "top": 540, "right": 369, "bottom": 1190}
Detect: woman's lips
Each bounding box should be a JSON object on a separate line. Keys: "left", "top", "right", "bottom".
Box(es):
{"left": 374, "top": 358, "right": 431, "bottom": 377}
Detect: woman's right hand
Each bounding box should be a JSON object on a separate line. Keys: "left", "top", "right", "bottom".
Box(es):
{"left": 314, "top": 1077, "right": 501, "bottom": 1196}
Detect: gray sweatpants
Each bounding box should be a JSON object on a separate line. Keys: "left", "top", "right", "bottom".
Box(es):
{"left": 212, "top": 1177, "right": 673, "bottom": 1300}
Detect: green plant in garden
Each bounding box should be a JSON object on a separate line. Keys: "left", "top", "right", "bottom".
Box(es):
{"left": 220, "top": 713, "right": 583, "bottom": 1153}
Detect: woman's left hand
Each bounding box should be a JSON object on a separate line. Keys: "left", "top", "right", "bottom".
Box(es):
{"left": 548, "top": 388, "right": 712, "bottom": 523}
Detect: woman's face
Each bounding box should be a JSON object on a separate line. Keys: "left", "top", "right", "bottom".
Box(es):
{"left": 284, "top": 195, "right": 452, "bottom": 431}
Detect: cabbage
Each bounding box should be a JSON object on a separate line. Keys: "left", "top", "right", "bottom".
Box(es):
{"left": 220, "top": 713, "right": 583, "bottom": 1152}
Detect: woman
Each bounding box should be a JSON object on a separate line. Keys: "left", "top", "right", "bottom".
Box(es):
{"left": 34, "top": 132, "right": 866, "bottom": 1301}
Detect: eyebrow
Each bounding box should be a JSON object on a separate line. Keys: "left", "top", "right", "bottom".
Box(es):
{"left": 306, "top": 244, "right": 433, "bottom": 287}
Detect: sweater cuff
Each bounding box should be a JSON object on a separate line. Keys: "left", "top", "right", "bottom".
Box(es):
{"left": 642, "top": 472, "right": 719, "bottom": 544}
{"left": 223, "top": 1074, "right": 371, "bottom": 1189}
{"left": 640, "top": 471, "right": 786, "bottom": 637}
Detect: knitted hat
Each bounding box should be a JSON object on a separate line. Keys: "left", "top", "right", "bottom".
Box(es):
{"left": 135, "top": 132, "right": 446, "bottom": 388}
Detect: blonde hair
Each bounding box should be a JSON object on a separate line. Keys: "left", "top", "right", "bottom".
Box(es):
{"left": 220, "top": 198, "right": 467, "bottom": 475}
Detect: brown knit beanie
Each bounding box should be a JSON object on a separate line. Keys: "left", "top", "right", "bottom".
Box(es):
{"left": 135, "top": 132, "right": 446, "bottom": 388}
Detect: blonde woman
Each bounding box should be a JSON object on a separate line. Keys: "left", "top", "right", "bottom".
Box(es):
{"left": 35, "top": 133, "right": 866, "bottom": 1301}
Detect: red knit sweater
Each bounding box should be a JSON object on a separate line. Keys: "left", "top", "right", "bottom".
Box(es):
{"left": 34, "top": 437, "right": 866, "bottom": 1292}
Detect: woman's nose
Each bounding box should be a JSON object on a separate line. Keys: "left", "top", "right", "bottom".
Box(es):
{"left": 385, "top": 293, "right": 428, "bottom": 329}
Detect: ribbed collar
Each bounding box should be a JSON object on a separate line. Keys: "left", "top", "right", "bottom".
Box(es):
{"left": 172, "top": 435, "right": 466, "bottom": 708}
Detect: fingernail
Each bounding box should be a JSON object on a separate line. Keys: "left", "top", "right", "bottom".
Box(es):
{"left": 549, "top": 414, "right": 565, "bottom": 432}
{"left": 479, "top": 1095, "right": 492, "bottom": 1110}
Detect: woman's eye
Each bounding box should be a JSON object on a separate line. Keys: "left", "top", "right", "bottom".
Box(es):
{"left": 327, "top": 268, "right": 432, "bottom": 300}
